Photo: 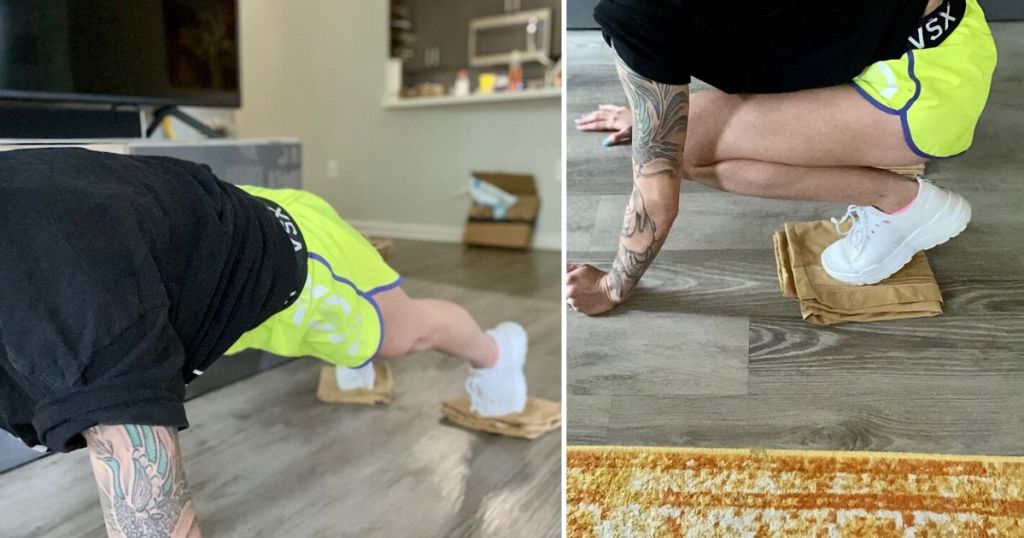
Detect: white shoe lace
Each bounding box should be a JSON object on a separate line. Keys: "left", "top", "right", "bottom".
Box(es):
{"left": 831, "top": 205, "right": 883, "bottom": 255}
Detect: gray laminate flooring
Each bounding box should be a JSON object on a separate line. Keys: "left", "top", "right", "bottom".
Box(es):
{"left": 0, "top": 242, "right": 562, "bottom": 538}
{"left": 566, "top": 28, "right": 1024, "bottom": 455}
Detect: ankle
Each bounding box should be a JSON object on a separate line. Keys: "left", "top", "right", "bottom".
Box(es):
{"left": 471, "top": 335, "right": 499, "bottom": 369}
{"left": 877, "top": 179, "right": 920, "bottom": 214}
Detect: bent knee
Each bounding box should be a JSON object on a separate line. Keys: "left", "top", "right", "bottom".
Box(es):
{"left": 377, "top": 332, "right": 427, "bottom": 359}
{"left": 680, "top": 158, "right": 708, "bottom": 182}
{"left": 375, "top": 336, "right": 403, "bottom": 359}
{"left": 680, "top": 159, "right": 781, "bottom": 193}
{"left": 375, "top": 302, "right": 438, "bottom": 359}
{"left": 680, "top": 156, "right": 725, "bottom": 189}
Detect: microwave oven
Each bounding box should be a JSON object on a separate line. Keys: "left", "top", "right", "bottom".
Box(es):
{"left": 469, "top": 8, "right": 552, "bottom": 67}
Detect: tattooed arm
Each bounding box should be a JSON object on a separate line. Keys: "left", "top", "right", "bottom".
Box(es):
{"left": 567, "top": 57, "right": 688, "bottom": 315}
{"left": 607, "top": 56, "right": 689, "bottom": 302}
{"left": 85, "top": 425, "right": 201, "bottom": 538}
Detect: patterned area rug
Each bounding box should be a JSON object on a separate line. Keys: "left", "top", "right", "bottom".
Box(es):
{"left": 567, "top": 446, "right": 1024, "bottom": 536}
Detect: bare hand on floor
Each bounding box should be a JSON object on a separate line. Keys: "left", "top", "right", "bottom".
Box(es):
{"left": 574, "top": 104, "right": 633, "bottom": 146}
{"left": 566, "top": 264, "right": 620, "bottom": 316}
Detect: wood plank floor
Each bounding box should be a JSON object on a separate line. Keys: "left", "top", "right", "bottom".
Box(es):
{"left": 0, "top": 241, "right": 562, "bottom": 538}
{"left": 566, "top": 28, "right": 1024, "bottom": 456}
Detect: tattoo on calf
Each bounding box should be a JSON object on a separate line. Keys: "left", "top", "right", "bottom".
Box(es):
{"left": 606, "top": 56, "right": 689, "bottom": 301}
{"left": 89, "top": 425, "right": 194, "bottom": 538}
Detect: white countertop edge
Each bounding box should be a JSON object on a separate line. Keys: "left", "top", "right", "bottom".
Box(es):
{"left": 382, "top": 87, "right": 562, "bottom": 109}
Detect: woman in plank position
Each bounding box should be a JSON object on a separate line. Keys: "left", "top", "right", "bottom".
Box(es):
{"left": 0, "top": 148, "right": 527, "bottom": 537}
{"left": 567, "top": 0, "right": 996, "bottom": 314}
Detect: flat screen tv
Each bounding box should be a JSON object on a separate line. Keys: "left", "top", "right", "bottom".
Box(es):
{"left": 0, "top": 0, "right": 240, "bottom": 108}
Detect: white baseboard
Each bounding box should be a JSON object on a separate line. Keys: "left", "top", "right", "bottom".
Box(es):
{"left": 347, "top": 219, "right": 461, "bottom": 243}
{"left": 348, "top": 219, "right": 561, "bottom": 251}
{"left": 532, "top": 231, "right": 561, "bottom": 251}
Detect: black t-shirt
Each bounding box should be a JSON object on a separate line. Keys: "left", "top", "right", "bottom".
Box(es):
{"left": 595, "top": 0, "right": 930, "bottom": 93}
{"left": 0, "top": 148, "right": 301, "bottom": 395}
{"left": 0, "top": 148, "right": 307, "bottom": 450}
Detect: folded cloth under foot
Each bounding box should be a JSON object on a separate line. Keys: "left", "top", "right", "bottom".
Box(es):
{"left": 773, "top": 220, "right": 943, "bottom": 326}
{"left": 316, "top": 363, "right": 394, "bottom": 405}
{"left": 442, "top": 396, "right": 561, "bottom": 440}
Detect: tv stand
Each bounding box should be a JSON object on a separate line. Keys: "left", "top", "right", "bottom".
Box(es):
{"left": 146, "top": 105, "right": 225, "bottom": 138}
{"left": 0, "top": 102, "right": 144, "bottom": 139}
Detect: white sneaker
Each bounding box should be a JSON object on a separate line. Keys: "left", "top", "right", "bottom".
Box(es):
{"left": 821, "top": 178, "right": 971, "bottom": 285}
{"left": 465, "top": 322, "right": 528, "bottom": 417}
{"left": 335, "top": 362, "right": 375, "bottom": 390}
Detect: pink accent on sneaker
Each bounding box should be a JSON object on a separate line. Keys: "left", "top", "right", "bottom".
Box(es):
{"left": 486, "top": 334, "right": 500, "bottom": 369}
{"left": 889, "top": 194, "right": 917, "bottom": 216}
{"left": 477, "top": 332, "right": 497, "bottom": 368}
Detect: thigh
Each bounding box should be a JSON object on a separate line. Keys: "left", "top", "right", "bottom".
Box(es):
{"left": 375, "top": 287, "right": 414, "bottom": 329}
{"left": 684, "top": 85, "right": 924, "bottom": 169}
{"left": 374, "top": 287, "right": 429, "bottom": 358}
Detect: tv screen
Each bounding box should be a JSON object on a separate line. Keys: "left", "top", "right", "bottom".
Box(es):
{"left": 0, "top": 0, "right": 240, "bottom": 107}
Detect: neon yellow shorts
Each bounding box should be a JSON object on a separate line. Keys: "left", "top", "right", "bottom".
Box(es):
{"left": 226, "top": 186, "right": 402, "bottom": 368}
{"left": 852, "top": 0, "right": 997, "bottom": 159}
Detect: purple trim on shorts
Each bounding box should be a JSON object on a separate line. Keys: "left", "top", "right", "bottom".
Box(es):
{"left": 897, "top": 51, "right": 968, "bottom": 161}
{"left": 366, "top": 276, "right": 404, "bottom": 367}
{"left": 898, "top": 51, "right": 938, "bottom": 160}
{"left": 366, "top": 277, "right": 404, "bottom": 297}
{"left": 306, "top": 251, "right": 396, "bottom": 368}
{"left": 850, "top": 82, "right": 900, "bottom": 116}
{"left": 852, "top": 51, "right": 966, "bottom": 161}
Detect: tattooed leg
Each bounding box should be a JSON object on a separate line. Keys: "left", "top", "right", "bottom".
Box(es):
{"left": 603, "top": 55, "right": 689, "bottom": 303}
{"left": 85, "top": 424, "right": 201, "bottom": 538}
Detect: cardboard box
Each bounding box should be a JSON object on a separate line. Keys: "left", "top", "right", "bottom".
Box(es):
{"left": 463, "top": 172, "right": 540, "bottom": 249}
{"left": 882, "top": 163, "right": 926, "bottom": 177}
{"left": 359, "top": 233, "right": 393, "bottom": 261}
{"left": 371, "top": 237, "right": 393, "bottom": 261}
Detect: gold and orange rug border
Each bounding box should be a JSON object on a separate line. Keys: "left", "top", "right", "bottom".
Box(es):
{"left": 568, "top": 444, "right": 1024, "bottom": 464}
{"left": 568, "top": 445, "right": 1024, "bottom": 535}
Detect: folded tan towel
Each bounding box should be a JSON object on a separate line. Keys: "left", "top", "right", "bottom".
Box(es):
{"left": 442, "top": 397, "right": 561, "bottom": 440}
{"left": 773, "top": 220, "right": 943, "bottom": 325}
{"left": 316, "top": 363, "right": 394, "bottom": 405}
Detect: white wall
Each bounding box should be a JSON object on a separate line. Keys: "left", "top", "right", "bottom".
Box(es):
{"left": 233, "top": 0, "right": 562, "bottom": 249}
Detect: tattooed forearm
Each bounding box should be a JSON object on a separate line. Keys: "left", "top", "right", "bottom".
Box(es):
{"left": 614, "top": 55, "right": 689, "bottom": 181}
{"left": 605, "top": 186, "right": 663, "bottom": 301}
{"left": 605, "top": 55, "right": 689, "bottom": 301}
{"left": 606, "top": 239, "right": 664, "bottom": 303}
{"left": 85, "top": 425, "right": 200, "bottom": 538}
{"left": 620, "top": 186, "right": 656, "bottom": 240}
